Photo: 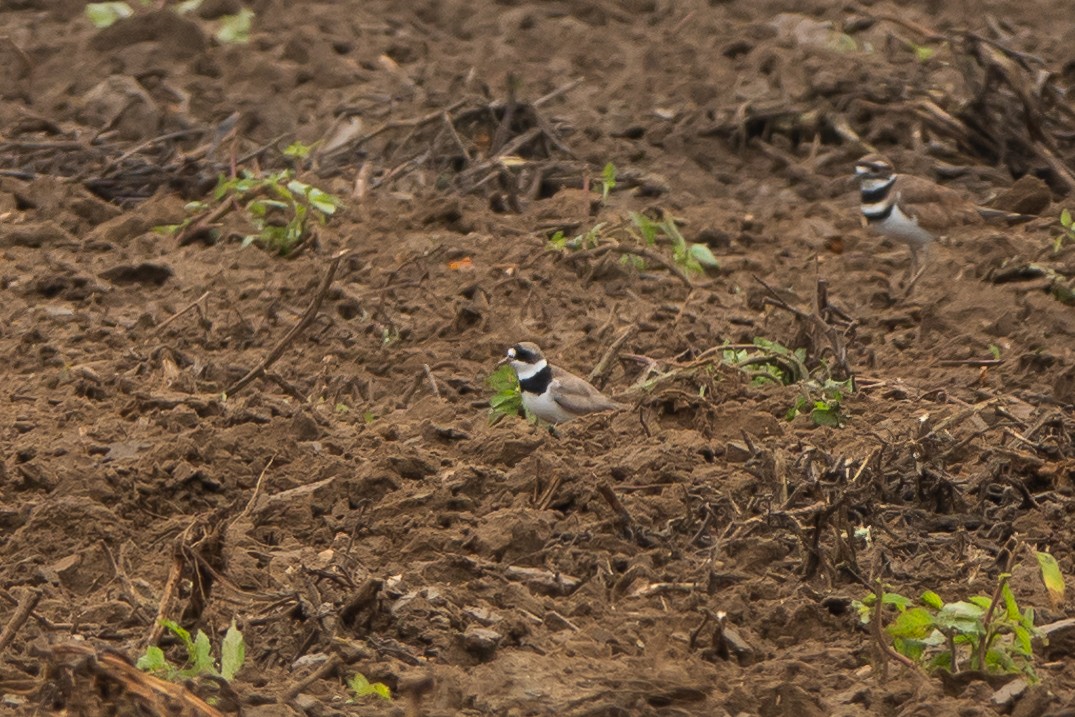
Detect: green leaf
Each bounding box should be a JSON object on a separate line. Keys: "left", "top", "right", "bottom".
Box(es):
{"left": 935, "top": 601, "right": 985, "bottom": 635}
{"left": 601, "top": 162, "right": 617, "bottom": 200}
{"left": 968, "top": 595, "right": 993, "bottom": 611}
{"left": 348, "top": 672, "right": 392, "bottom": 701}
{"left": 879, "top": 592, "right": 912, "bottom": 610}
{"left": 190, "top": 630, "right": 217, "bottom": 675}
{"left": 984, "top": 647, "right": 1017, "bottom": 672}
{"left": 216, "top": 8, "right": 254, "bottom": 43}
{"left": 306, "top": 187, "right": 340, "bottom": 216}
{"left": 85, "top": 2, "right": 133, "bottom": 28}
{"left": 630, "top": 212, "right": 659, "bottom": 245}
{"left": 810, "top": 405, "right": 842, "bottom": 427}
{"left": 284, "top": 141, "right": 314, "bottom": 159}
{"left": 886, "top": 606, "right": 936, "bottom": 639}
{"left": 1036, "top": 551, "right": 1065, "bottom": 605}
{"left": 1012, "top": 624, "right": 1034, "bottom": 656}
{"left": 220, "top": 620, "right": 245, "bottom": 682}
{"left": 175, "top": 0, "right": 204, "bottom": 13}
{"left": 927, "top": 650, "right": 953, "bottom": 671}
{"left": 160, "top": 619, "right": 195, "bottom": 655}
{"left": 136, "top": 645, "right": 171, "bottom": 673}
{"left": 1002, "top": 581, "right": 1020, "bottom": 621}
{"left": 892, "top": 637, "right": 927, "bottom": 661}
{"left": 921, "top": 590, "right": 944, "bottom": 609}
{"left": 688, "top": 243, "right": 720, "bottom": 269}
{"left": 1062, "top": 208, "right": 1072, "bottom": 228}
{"left": 913, "top": 44, "right": 935, "bottom": 62}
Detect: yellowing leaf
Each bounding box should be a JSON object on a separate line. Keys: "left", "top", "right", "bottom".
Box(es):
{"left": 1036, "top": 550, "right": 1065, "bottom": 606}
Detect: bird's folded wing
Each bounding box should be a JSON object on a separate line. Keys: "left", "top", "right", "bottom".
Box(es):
{"left": 550, "top": 369, "right": 621, "bottom": 415}
{"left": 896, "top": 175, "right": 982, "bottom": 230}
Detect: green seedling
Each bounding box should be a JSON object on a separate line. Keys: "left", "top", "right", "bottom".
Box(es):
{"left": 547, "top": 211, "right": 719, "bottom": 277}
{"left": 487, "top": 363, "right": 525, "bottom": 425}
{"left": 549, "top": 222, "right": 607, "bottom": 251}
{"left": 85, "top": 1, "right": 133, "bottom": 27}
{"left": 158, "top": 148, "right": 341, "bottom": 255}
{"left": 908, "top": 41, "right": 936, "bottom": 62}
{"left": 1054, "top": 208, "right": 1075, "bottom": 253}
{"left": 786, "top": 378, "right": 852, "bottom": 427}
{"left": 629, "top": 211, "right": 720, "bottom": 274}
{"left": 721, "top": 337, "right": 809, "bottom": 386}
{"left": 215, "top": 8, "right": 254, "bottom": 43}
{"left": 600, "top": 162, "right": 617, "bottom": 202}
{"left": 719, "top": 338, "right": 851, "bottom": 426}
{"left": 853, "top": 552, "right": 1065, "bottom": 681}
{"left": 347, "top": 672, "right": 391, "bottom": 701}
{"left": 137, "top": 618, "right": 245, "bottom": 682}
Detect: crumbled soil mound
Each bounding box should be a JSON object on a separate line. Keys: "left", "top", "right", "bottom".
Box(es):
{"left": 1, "top": 1, "right": 1074, "bottom": 716}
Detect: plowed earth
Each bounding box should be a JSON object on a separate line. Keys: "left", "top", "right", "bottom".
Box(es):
{"left": 1, "top": 1, "right": 1075, "bottom": 716}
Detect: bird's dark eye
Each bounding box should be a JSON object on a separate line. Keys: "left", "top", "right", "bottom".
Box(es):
{"left": 513, "top": 345, "right": 534, "bottom": 362}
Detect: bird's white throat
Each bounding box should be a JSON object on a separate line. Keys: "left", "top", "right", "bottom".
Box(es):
{"left": 512, "top": 358, "right": 548, "bottom": 382}
{"left": 860, "top": 176, "right": 895, "bottom": 193}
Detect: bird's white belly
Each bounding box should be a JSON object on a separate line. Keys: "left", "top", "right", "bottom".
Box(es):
{"left": 522, "top": 390, "right": 575, "bottom": 424}
{"left": 873, "top": 204, "right": 933, "bottom": 249}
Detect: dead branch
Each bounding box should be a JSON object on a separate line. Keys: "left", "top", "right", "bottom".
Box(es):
{"left": 225, "top": 250, "right": 348, "bottom": 397}
{"left": 0, "top": 587, "right": 40, "bottom": 654}
{"left": 588, "top": 325, "right": 639, "bottom": 385}
{"left": 46, "top": 642, "right": 225, "bottom": 717}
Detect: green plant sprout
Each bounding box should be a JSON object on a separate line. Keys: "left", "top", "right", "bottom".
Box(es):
{"left": 853, "top": 552, "right": 1065, "bottom": 681}
{"left": 719, "top": 338, "right": 852, "bottom": 427}
{"left": 549, "top": 223, "right": 608, "bottom": 251}
{"left": 721, "top": 337, "right": 808, "bottom": 386}
{"left": 600, "top": 162, "right": 617, "bottom": 202}
{"left": 347, "top": 672, "right": 391, "bottom": 701}
{"left": 136, "top": 618, "right": 245, "bottom": 682}
{"left": 215, "top": 8, "right": 253, "bottom": 43}
{"left": 1054, "top": 208, "right": 1075, "bottom": 253}
{"left": 547, "top": 211, "right": 719, "bottom": 276}
{"left": 85, "top": 2, "right": 133, "bottom": 27}
{"left": 786, "top": 379, "right": 851, "bottom": 427}
{"left": 158, "top": 144, "right": 341, "bottom": 255}
{"left": 487, "top": 363, "right": 526, "bottom": 425}
{"left": 907, "top": 41, "right": 936, "bottom": 62}
{"left": 630, "top": 211, "right": 720, "bottom": 274}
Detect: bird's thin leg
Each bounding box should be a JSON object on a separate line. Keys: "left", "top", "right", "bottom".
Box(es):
{"left": 903, "top": 246, "right": 927, "bottom": 296}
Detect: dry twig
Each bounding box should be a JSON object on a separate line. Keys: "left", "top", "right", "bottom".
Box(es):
{"left": 226, "top": 250, "right": 348, "bottom": 396}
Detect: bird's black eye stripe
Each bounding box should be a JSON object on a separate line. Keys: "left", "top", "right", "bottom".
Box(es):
{"left": 513, "top": 345, "right": 536, "bottom": 362}
{"left": 860, "top": 184, "right": 891, "bottom": 203}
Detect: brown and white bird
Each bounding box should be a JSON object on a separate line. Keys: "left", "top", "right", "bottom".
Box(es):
{"left": 853, "top": 153, "right": 1025, "bottom": 283}
{"left": 501, "top": 341, "right": 623, "bottom": 425}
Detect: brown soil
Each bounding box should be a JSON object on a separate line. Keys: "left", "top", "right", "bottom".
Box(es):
{"left": 2, "top": 1, "right": 1075, "bottom": 715}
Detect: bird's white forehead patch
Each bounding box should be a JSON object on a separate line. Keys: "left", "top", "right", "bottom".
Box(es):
{"left": 507, "top": 347, "right": 517, "bottom": 358}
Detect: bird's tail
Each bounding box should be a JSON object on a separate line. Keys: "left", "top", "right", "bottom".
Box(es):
{"left": 976, "top": 206, "right": 1037, "bottom": 223}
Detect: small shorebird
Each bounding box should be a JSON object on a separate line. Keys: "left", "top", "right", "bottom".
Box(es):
{"left": 500, "top": 341, "right": 623, "bottom": 424}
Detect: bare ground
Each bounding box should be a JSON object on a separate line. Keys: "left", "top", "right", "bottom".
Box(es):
{"left": 1, "top": 0, "right": 1075, "bottom": 715}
